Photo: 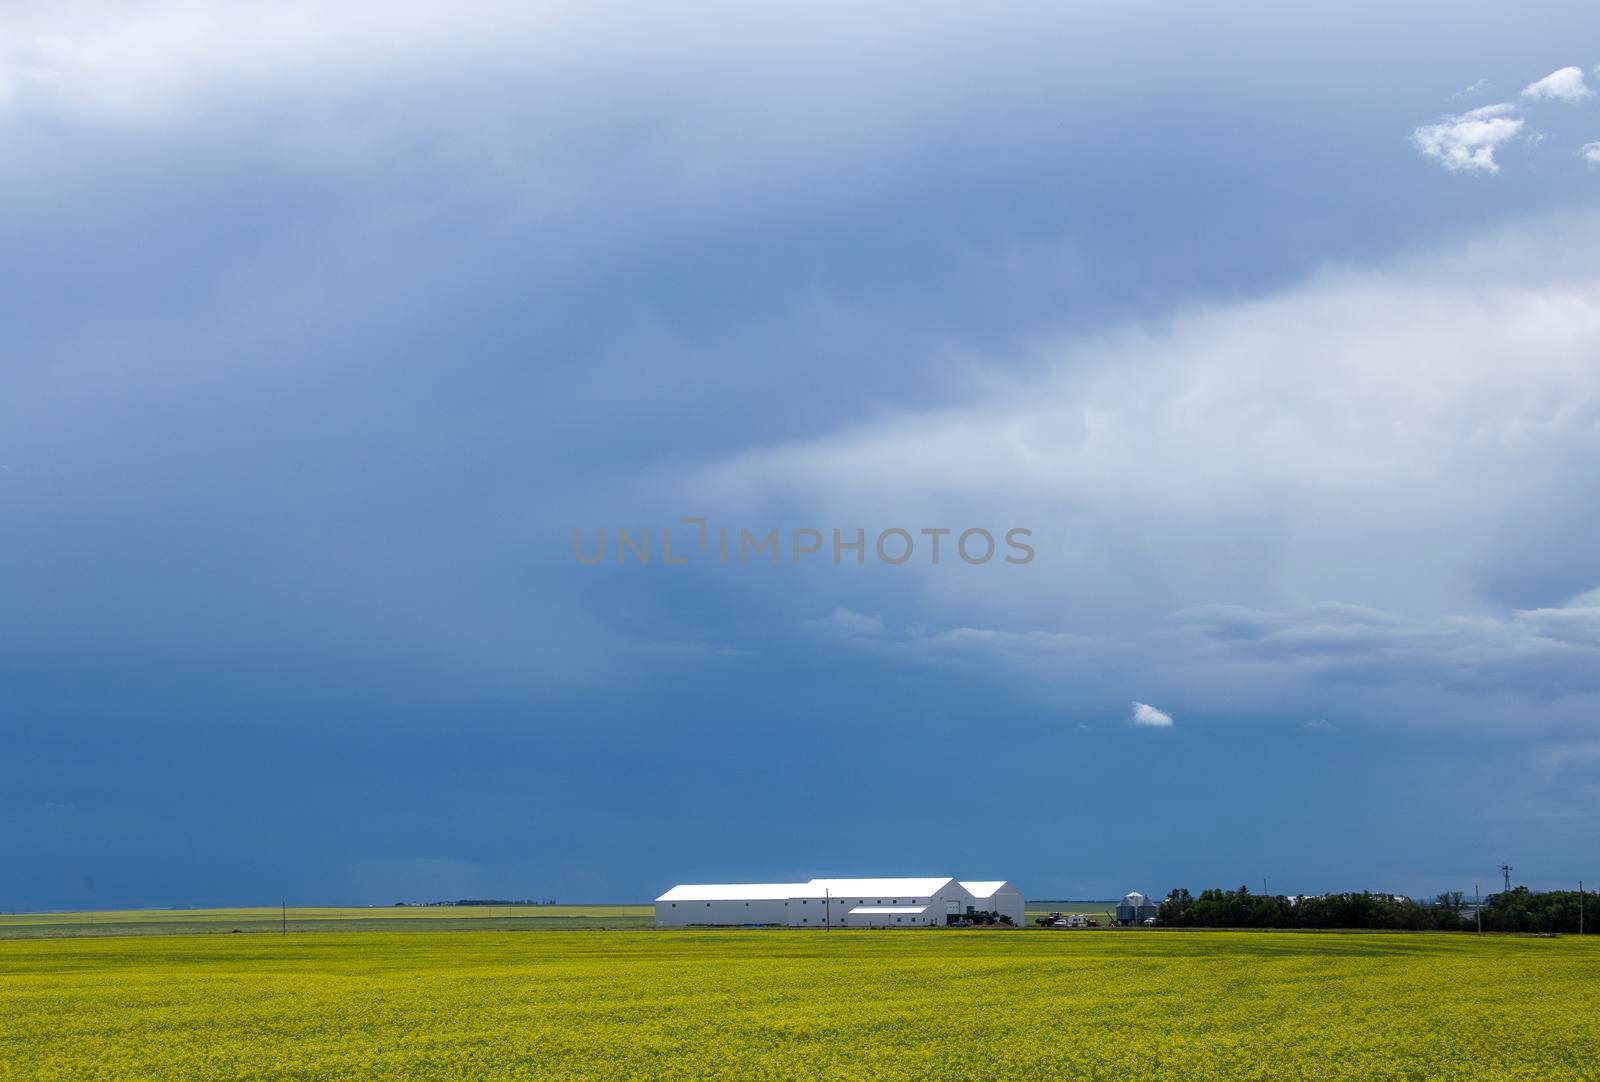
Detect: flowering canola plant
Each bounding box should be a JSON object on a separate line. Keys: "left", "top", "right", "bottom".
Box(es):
{"left": 1, "top": 928, "right": 1596, "bottom": 1079}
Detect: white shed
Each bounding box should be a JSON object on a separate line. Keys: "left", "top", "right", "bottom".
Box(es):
{"left": 653, "top": 882, "right": 819, "bottom": 926}
{"left": 654, "top": 876, "right": 1023, "bottom": 928}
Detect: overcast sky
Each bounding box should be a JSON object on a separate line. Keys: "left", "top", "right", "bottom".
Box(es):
{"left": 4, "top": 1, "right": 1600, "bottom": 909}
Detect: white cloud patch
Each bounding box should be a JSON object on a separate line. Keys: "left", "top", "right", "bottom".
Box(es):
{"left": 1171, "top": 586, "right": 1600, "bottom": 693}
{"left": 802, "top": 614, "right": 1108, "bottom": 695}
{"left": 805, "top": 586, "right": 1600, "bottom": 710}
{"left": 827, "top": 617, "right": 1090, "bottom": 665}
{"left": 1412, "top": 103, "right": 1525, "bottom": 173}
{"left": 1131, "top": 701, "right": 1174, "bottom": 727}
{"left": 1304, "top": 719, "right": 1334, "bottom": 730}
{"left": 1583, "top": 142, "right": 1600, "bottom": 166}
{"left": 1522, "top": 66, "right": 1593, "bottom": 104}
{"left": 0, "top": 0, "right": 1041, "bottom": 213}
{"left": 803, "top": 607, "right": 886, "bottom": 638}
{"left": 1534, "top": 739, "right": 1600, "bottom": 777}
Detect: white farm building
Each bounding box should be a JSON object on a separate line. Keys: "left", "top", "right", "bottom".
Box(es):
{"left": 654, "top": 877, "right": 1024, "bottom": 928}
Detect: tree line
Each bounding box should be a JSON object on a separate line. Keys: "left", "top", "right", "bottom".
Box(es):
{"left": 1155, "top": 885, "right": 1595, "bottom": 933}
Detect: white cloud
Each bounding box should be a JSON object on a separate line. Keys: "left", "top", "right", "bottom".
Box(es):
{"left": 698, "top": 214, "right": 1600, "bottom": 726}
{"left": 0, "top": 1, "right": 1098, "bottom": 225}
{"left": 1171, "top": 586, "right": 1600, "bottom": 692}
{"left": 0, "top": 3, "right": 456, "bottom": 121}
{"left": 804, "top": 585, "right": 1600, "bottom": 712}
{"left": 707, "top": 214, "right": 1600, "bottom": 621}
{"left": 820, "top": 617, "right": 1093, "bottom": 674}
{"left": 803, "top": 607, "right": 886, "bottom": 638}
{"left": 1522, "top": 66, "right": 1593, "bottom": 104}
{"left": 1304, "top": 719, "right": 1334, "bottom": 730}
{"left": 1131, "top": 701, "right": 1174, "bottom": 727}
{"left": 1583, "top": 142, "right": 1600, "bottom": 166}
{"left": 1534, "top": 739, "right": 1600, "bottom": 777}
{"left": 1412, "top": 103, "right": 1525, "bottom": 173}
{"left": 634, "top": 638, "right": 753, "bottom": 661}
{"left": 0, "top": 1, "right": 1059, "bottom": 133}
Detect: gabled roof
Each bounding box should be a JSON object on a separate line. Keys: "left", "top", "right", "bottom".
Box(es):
{"left": 807, "top": 877, "right": 955, "bottom": 897}
{"left": 959, "top": 881, "right": 1012, "bottom": 899}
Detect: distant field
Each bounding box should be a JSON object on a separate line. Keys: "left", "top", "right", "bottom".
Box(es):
{"left": 0, "top": 905, "right": 652, "bottom": 940}
{"left": 2, "top": 928, "right": 1595, "bottom": 1078}
{"left": 0, "top": 902, "right": 1118, "bottom": 940}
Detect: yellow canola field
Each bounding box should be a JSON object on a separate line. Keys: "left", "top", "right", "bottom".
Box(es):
{"left": 2, "top": 929, "right": 1596, "bottom": 1079}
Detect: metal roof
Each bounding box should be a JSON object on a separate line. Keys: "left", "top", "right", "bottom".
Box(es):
{"left": 848, "top": 905, "right": 929, "bottom": 914}
{"left": 959, "top": 881, "right": 1011, "bottom": 898}
{"left": 656, "top": 883, "right": 815, "bottom": 902}
{"left": 656, "top": 876, "right": 961, "bottom": 903}
{"left": 806, "top": 877, "right": 955, "bottom": 897}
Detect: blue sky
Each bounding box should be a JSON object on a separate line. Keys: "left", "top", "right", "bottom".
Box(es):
{"left": 4, "top": 1, "right": 1600, "bottom": 909}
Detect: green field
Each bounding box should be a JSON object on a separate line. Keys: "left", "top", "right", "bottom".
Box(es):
{"left": 0, "top": 905, "right": 652, "bottom": 940}
{"left": 2, "top": 927, "right": 1595, "bottom": 1078}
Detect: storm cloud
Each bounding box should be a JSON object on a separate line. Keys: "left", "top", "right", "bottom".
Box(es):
{"left": 4, "top": 0, "right": 1600, "bottom": 908}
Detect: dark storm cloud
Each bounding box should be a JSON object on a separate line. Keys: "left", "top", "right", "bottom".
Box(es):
{"left": 4, "top": 0, "right": 1600, "bottom": 907}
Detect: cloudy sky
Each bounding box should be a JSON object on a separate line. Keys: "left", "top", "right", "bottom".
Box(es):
{"left": 4, "top": 1, "right": 1600, "bottom": 908}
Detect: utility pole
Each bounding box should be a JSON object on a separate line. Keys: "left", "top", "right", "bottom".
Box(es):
{"left": 1500, "top": 863, "right": 1512, "bottom": 896}
{"left": 1581, "top": 881, "right": 1585, "bottom": 936}
{"left": 1474, "top": 884, "right": 1481, "bottom": 934}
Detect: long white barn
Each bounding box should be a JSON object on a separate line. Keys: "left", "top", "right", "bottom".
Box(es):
{"left": 655, "top": 877, "right": 1024, "bottom": 928}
